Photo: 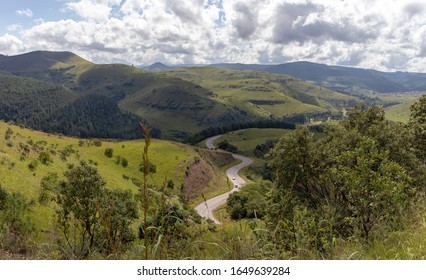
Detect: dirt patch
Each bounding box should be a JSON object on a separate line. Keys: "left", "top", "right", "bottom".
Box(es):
{"left": 182, "top": 158, "right": 213, "bottom": 202}
{"left": 197, "top": 149, "right": 234, "bottom": 168}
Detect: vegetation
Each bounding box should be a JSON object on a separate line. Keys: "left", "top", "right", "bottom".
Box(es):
{"left": 1, "top": 50, "right": 426, "bottom": 260}
{"left": 265, "top": 103, "right": 425, "bottom": 257}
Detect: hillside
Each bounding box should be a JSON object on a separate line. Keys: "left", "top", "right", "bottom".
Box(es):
{"left": 209, "top": 62, "right": 426, "bottom": 97}
{"left": 0, "top": 52, "right": 252, "bottom": 140}
{"left": 161, "top": 67, "right": 358, "bottom": 119}
{"left": 0, "top": 120, "right": 230, "bottom": 245}
{"left": 0, "top": 72, "right": 145, "bottom": 139}
{"left": 7, "top": 51, "right": 419, "bottom": 141}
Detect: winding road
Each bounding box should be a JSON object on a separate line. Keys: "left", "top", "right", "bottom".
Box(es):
{"left": 194, "top": 135, "right": 253, "bottom": 224}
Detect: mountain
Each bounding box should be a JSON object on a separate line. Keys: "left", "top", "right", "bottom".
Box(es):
{"left": 6, "top": 51, "right": 412, "bottom": 140}
{"left": 0, "top": 51, "right": 251, "bottom": 140}
{"left": 0, "top": 71, "right": 146, "bottom": 139}
{"left": 143, "top": 62, "right": 172, "bottom": 71}
{"left": 209, "top": 62, "right": 426, "bottom": 95}
{"left": 160, "top": 67, "right": 359, "bottom": 119}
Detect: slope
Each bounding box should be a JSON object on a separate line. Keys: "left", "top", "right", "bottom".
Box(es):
{"left": 0, "top": 72, "right": 144, "bottom": 139}
{"left": 0, "top": 120, "right": 207, "bottom": 233}
{"left": 161, "top": 67, "right": 357, "bottom": 119}
{"left": 210, "top": 62, "right": 426, "bottom": 96}
{"left": 0, "top": 51, "right": 252, "bottom": 140}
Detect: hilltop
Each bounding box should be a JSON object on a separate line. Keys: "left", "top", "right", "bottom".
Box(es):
{"left": 209, "top": 61, "right": 426, "bottom": 96}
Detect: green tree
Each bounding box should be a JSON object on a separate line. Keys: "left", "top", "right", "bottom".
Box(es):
{"left": 409, "top": 94, "right": 426, "bottom": 161}
{"left": 40, "top": 164, "right": 138, "bottom": 258}
{"left": 267, "top": 105, "right": 418, "bottom": 256}
{"left": 104, "top": 148, "right": 113, "bottom": 158}
{"left": 39, "top": 151, "right": 53, "bottom": 165}
{"left": 0, "top": 186, "right": 36, "bottom": 254}
{"left": 39, "top": 162, "right": 107, "bottom": 258}
{"left": 98, "top": 189, "right": 138, "bottom": 255}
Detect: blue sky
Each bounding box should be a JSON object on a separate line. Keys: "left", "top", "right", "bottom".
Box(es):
{"left": 0, "top": 0, "right": 73, "bottom": 35}
{"left": 1, "top": 0, "right": 426, "bottom": 72}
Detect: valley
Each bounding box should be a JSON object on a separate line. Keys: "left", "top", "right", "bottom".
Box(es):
{"left": 0, "top": 50, "right": 425, "bottom": 260}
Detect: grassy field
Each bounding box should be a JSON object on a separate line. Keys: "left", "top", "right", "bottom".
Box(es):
{"left": 385, "top": 101, "right": 414, "bottom": 123}
{"left": 371, "top": 92, "right": 423, "bottom": 123}
{"left": 212, "top": 128, "right": 292, "bottom": 156}
{"left": 0, "top": 121, "right": 200, "bottom": 231}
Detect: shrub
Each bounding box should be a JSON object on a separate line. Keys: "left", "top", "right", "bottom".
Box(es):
{"left": 104, "top": 148, "right": 113, "bottom": 158}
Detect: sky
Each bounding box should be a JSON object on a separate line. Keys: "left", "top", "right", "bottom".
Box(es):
{"left": 1, "top": 0, "right": 426, "bottom": 72}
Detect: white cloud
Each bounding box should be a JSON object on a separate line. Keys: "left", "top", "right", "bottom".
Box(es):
{"left": 3, "top": 0, "right": 426, "bottom": 71}
{"left": 65, "top": 0, "right": 122, "bottom": 22}
{"left": 7, "top": 24, "right": 22, "bottom": 32}
{"left": 0, "top": 34, "right": 25, "bottom": 54}
{"left": 16, "top": 8, "right": 33, "bottom": 18}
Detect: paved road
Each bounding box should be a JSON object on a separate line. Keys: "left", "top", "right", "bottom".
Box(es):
{"left": 194, "top": 135, "right": 253, "bottom": 224}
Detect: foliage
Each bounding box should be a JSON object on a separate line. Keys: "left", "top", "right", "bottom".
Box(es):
{"left": 217, "top": 140, "right": 239, "bottom": 153}
{"left": 0, "top": 186, "right": 36, "bottom": 254}
{"left": 38, "top": 151, "right": 53, "bottom": 165}
{"left": 98, "top": 189, "right": 138, "bottom": 254}
{"left": 267, "top": 104, "right": 425, "bottom": 257}
{"left": 253, "top": 140, "right": 277, "bottom": 158}
{"left": 409, "top": 94, "right": 426, "bottom": 161}
{"left": 104, "top": 148, "right": 113, "bottom": 158}
{"left": 39, "top": 161, "right": 138, "bottom": 259}
{"left": 226, "top": 183, "right": 269, "bottom": 220}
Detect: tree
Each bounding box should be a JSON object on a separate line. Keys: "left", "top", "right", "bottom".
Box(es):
{"left": 267, "top": 105, "right": 418, "bottom": 255}
{"left": 39, "top": 162, "right": 107, "bottom": 258}
{"left": 40, "top": 162, "right": 138, "bottom": 258}
{"left": 0, "top": 186, "right": 36, "bottom": 254}
{"left": 104, "top": 148, "right": 113, "bottom": 158}
{"left": 409, "top": 94, "right": 426, "bottom": 161}
{"left": 98, "top": 189, "right": 138, "bottom": 254}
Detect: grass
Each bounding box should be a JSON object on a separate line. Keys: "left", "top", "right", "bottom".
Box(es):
{"left": 0, "top": 121, "right": 199, "bottom": 234}
{"left": 161, "top": 67, "right": 358, "bottom": 119}
{"left": 212, "top": 128, "right": 292, "bottom": 156}
{"left": 189, "top": 158, "right": 239, "bottom": 207}
{"left": 385, "top": 100, "right": 416, "bottom": 123}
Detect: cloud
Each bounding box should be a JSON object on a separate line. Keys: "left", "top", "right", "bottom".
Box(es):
{"left": 16, "top": 8, "right": 33, "bottom": 18}
{"left": 3, "top": 0, "right": 426, "bottom": 71}
{"left": 404, "top": 2, "right": 426, "bottom": 17}
{"left": 7, "top": 24, "right": 22, "bottom": 32}
{"left": 0, "top": 34, "right": 25, "bottom": 54}
{"left": 66, "top": 0, "right": 122, "bottom": 22}
{"left": 271, "top": 2, "right": 377, "bottom": 44}
{"left": 232, "top": 2, "right": 258, "bottom": 39}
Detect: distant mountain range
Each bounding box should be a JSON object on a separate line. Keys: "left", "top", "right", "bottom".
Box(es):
{"left": 0, "top": 51, "right": 422, "bottom": 140}
{"left": 143, "top": 61, "right": 426, "bottom": 96}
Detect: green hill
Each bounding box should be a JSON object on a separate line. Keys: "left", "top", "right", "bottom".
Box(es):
{"left": 74, "top": 64, "right": 251, "bottom": 139}
{"left": 161, "top": 67, "right": 358, "bottom": 118}
{"left": 0, "top": 51, "right": 366, "bottom": 141}
{"left": 0, "top": 52, "right": 252, "bottom": 140}
{"left": 0, "top": 120, "right": 229, "bottom": 240}
{"left": 210, "top": 61, "right": 426, "bottom": 96}
{"left": 0, "top": 72, "right": 146, "bottom": 139}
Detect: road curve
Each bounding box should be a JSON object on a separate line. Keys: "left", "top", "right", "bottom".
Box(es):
{"left": 194, "top": 135, "right": 253, "bottom": 224}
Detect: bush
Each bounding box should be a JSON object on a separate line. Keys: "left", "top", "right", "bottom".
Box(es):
{"left": 39, "top": 151, "right": 53, "bottom": 165}
{"left": 121, "top": 157, "right": 128, "bottom": 168}
{"left": 27, "top": 159, "right": 39, "bottom": 171}
{"left": 104, "top": 148, "right": 113, "bottom": 158}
